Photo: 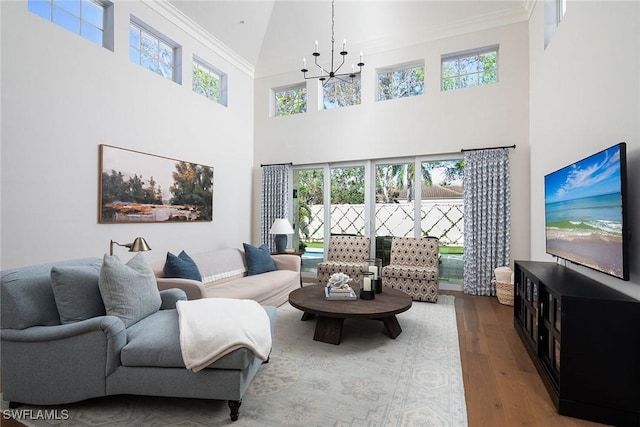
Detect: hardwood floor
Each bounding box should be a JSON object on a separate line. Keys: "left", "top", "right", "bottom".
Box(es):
{"left": 2, "top": 291, "right": 607, "bottom": 427}
{"left": 443, "top": 290, "right": 606, "bottom": 427}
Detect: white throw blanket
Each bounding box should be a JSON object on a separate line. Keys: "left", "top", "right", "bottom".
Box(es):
{"left": 176, "top": 298, "right": 272, "bottom": 372}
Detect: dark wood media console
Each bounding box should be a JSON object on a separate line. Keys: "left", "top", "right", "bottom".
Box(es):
{"left": 514, "top": 261, "right": 640, "bottom": 426}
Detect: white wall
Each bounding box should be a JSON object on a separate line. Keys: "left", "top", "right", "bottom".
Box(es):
{"left": 0, "top": 1, "right": 255, "bottom": 269}
{"left": 253, "top": 22, "right": 531, "bottom": 265}
{"left": 529, "top": 1, "right": 640, "bottom": 299}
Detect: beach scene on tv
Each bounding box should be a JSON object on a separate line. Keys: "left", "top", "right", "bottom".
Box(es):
{"left": 545, "top": 144, "right": 625, "bottom": 279}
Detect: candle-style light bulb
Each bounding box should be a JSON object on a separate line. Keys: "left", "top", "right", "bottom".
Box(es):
{"left": 315, "top": 40, "right": 319, "bottom": 53}
{"left": 360, "top": 51, "right": 363, "bottom": 62}
{"left": 303, "top": 57, "right": 306, "bottom": 68}
{"left": 343, "top": 39, "right": 346, "bottom": 51}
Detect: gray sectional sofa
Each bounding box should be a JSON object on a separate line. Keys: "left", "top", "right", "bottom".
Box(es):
{"left": 0, "top": 256, "right": 277, "bottom": 421}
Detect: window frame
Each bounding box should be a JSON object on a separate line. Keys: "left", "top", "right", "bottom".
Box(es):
{"left": 273, "top": 83, "right": 307, "bottom": 117}
{"left": 129, "top": 16, "right": 182, "bottom": 84}
{"left": 322, "top": 75, "right": 362, "bottom": 110}
{"left": 27, "top": 0, "right": 114, "bottom": 50}
{"left": 544, "top": 0, "right": 567, "bottom": 49}
{"left": 441, "top": 45, "right": 499, "bottom": 91}
{"left": 376, "top": 61, "right": 425, "bottom": 102}
{"left": 192, "top": 56, "right": 228, "bottom": 106}
{"left": 292, "top": 153, "right": 465, "bottom": 287}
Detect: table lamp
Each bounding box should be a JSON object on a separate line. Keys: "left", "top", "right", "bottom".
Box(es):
{"left": 269, "top": 219, "right": 294, "bottom": 253}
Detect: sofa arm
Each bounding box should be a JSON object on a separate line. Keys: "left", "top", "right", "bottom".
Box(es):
{"left": 1, "top": 316, "right": 127, "bottom": 405}
{"left": 272, "top": 254, "right": 301, "bottom": 273}
{"left": 159, "top": 288, "right": 187, "bottom": 309}
{"left": 1, "top": 315, "right": 124, "bottom": 343}
{"left": 156, "top": 277, "right": 207, "bottom": 300}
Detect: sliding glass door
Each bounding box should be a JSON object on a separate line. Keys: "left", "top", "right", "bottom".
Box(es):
{"left": 293, "top": 157, "right": 464, "bottom": 286}
{"left": 329, "top": 165, "right": 365, "bottom": 236}
{"left": 294, "top": 168, "right": 324, "bottom": 274}
{"left": 421, "top": 159, "right": 464, "bottom": 285}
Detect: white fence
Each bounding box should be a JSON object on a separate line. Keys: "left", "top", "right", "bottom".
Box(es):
{"left": 303, "top": 200, "right": 464, "bottom": 246}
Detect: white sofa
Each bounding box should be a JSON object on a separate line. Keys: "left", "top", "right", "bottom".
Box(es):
{"left": 151, "top": 248, "right": 301, "bottom": 306}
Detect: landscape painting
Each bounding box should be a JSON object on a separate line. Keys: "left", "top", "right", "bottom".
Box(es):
{"left": 99, "top": 144, "right": 213, "bottom": 223}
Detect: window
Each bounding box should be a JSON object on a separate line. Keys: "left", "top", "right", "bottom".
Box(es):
{"left": 323, "top": 77, "right": 361, "bottom": 110}
{"left": 442, "top": 46, "right": 498, "bottom": 91}
{"left": 293, "top": 168, "right": 325, "bottom": 274}
{"left": 274, "top": 84, "right": 307, "bottom": 116}
{"left": 193, "top": 58, "right": 227, "bottom": 106}
{"left": 28, "top": 0, "right": 112, "bottom": 48}
{"left": 544, "top": 0, "right": 566, "bottom": 49}
{"left": 129, "top": 18, "right": 180, "bottom": 82}
{"left": 421, "top": 159, "right": 464, "bottom": 286}
{"left": 293, "top": 157, "right": 466, "bottom": 286}
{"left": 377, "top": 64, "right": 424, "bottom": 101}
{"left": 375, "top": 162, "right": 415, "bottom": 237}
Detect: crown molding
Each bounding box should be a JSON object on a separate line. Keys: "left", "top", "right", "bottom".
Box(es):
{"left": 141, "top": 0, "right": 255, "bottom": 78}
{"left": 361, "top": 5, "right": 531, "bottom": 56}
{"left": 522, "top": 0, "right": 538, "bottom": 20}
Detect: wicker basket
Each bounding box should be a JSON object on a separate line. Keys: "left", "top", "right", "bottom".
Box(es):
{"left": 495, "top": 280, "right": 514, "bottom": 306}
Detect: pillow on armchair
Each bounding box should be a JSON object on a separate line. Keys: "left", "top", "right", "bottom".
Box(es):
{"left": 98, "top": 253, "right": 161, "bottom": 327}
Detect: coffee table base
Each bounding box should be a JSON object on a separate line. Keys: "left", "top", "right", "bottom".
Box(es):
{"left": 301, "top": 313, "right": 403, "bottom": 345}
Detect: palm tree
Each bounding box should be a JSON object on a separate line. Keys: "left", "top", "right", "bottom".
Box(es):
{"left": 422, "top": 160, "right": 464, "bottom": 187}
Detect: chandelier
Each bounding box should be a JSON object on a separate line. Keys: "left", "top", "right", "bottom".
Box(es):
{"left": 301, "top": 0, "right": 364, "bottom": 87}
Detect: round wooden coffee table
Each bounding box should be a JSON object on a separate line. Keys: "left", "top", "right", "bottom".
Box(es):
{"left": 288, "top": 285, "right": 412, "bottom": 345}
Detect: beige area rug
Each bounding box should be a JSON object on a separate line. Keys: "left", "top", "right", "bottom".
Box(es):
{"left": 3, "top": 295, "right": 467, "bottom": 427}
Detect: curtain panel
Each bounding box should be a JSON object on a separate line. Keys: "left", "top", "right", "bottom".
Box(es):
{"left": 261, "top": 164, "right": 291, "bottom": 250}
{"left": 463, "top": 148, "right": 511, "bottom": 296}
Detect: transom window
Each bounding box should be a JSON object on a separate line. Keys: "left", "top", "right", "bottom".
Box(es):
{"left": 193, "top": 58, "right": 227, "bottom": 106}
{"left": 545, "top": 0, "right": 567, "bottom": 48}
{"left": 441, "top": 46, "right": 498, "bottom": 91}
{"left": 274, "top": 84, "right": 307, "bottom": 116}
{"left": 377, "top": 64, "right": 425, "bottom": 101}
{"left": 28, "top": 0, "right": 111, "bottom": 48}
{"left": 129, "top": 19, "right": 179, "bottom": 82}
{"left": 323, "top": 77, "right": 361, "bottom": 110}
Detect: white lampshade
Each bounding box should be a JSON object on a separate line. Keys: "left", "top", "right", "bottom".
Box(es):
{"left": 269, "top": 218, "right": 294, "bottom": 235}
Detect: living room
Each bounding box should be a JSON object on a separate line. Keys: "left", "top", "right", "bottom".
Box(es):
{"left": 1, "top": 0, "right": 638, "bottom": 426}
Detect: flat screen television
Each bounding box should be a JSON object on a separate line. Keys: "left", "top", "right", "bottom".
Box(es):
{"left": 544, "top": 142, "right": 629, "bottom": 280}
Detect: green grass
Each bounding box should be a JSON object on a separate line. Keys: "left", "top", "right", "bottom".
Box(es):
{"left": 439, "top": 246, "right": 464, "bottom": 255}
{"left": 303, "top": 241, "right": 324, "bottom": 249}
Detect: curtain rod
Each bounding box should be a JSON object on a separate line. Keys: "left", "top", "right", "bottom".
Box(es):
{"left": 260, "top": 162, "right": 293, "bottom": 167}
{"left": 460, "top": 144, "right": 516, "bottom": 153}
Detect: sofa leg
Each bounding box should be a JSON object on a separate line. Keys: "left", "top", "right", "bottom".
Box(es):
{"left": 8, "top": 401, "right": 23, "bottom": 409}
{"left": 228, "top": 399, "right": 242, "bottom": 421}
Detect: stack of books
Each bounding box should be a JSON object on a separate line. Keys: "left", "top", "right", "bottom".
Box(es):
{"left": 325, "top": 286, "right": 357, "bottom": 300}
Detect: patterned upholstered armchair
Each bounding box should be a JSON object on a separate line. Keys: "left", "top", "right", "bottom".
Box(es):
{"left": 381, "top": 237, "right": 439, "bottom": 302}
{"left": 316, "top": 236, "right": 371, "bottom": 288}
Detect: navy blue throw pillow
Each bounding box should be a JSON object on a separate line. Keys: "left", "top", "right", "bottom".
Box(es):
{"left": 163, "top": 250, "right": 202, "bottom": 281}
{"left": 243, "top": 243, "right": 277, "bottom": 276}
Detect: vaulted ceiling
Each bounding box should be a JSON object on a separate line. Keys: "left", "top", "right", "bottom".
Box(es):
{"left": 168, "top": 1, "right": 531, "bottom": 78}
